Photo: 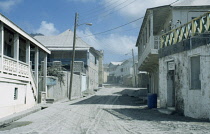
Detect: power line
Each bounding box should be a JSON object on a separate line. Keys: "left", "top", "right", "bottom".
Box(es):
{"left": 80, "top": 0, "right": 137, "bottom": 24}
{"left": 79, "top": 0, "right": 130, "bottom": 22}
{"left": 81, "top": 16, "right": 143, "bottom": 38}
{"left": 78, "top": 36, "right": 134, "bottom": 59}
{"left": 170, "top": 0, "right": 180, "bottom": 5}
{"left": 92, "top": 27, "right": 140, "bottom": 36}
{"left": 79, "top": 0, "right": 120, "bottom": 16}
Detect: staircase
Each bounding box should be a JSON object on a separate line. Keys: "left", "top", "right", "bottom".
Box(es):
{"left": 29, "top": 68, "right": 38, "bottom": 102}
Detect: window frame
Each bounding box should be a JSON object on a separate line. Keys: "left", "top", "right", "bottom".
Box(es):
{"left": 189, "top": 55, "right": 201, "bottom": 90}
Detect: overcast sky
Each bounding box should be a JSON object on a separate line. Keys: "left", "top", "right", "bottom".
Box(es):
{"left": 0, "top": 0, "right": 177, "bottom": 63}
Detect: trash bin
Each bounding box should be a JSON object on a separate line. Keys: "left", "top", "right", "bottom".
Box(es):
{"left": 147, "top": 93, "right": 157, "bottom": 109}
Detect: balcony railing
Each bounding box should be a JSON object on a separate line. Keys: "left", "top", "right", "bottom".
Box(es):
{"left": 138, "top": 36, "right": 159, "bottom": 68}
{"left": 160, "top": 12, "right": 210, "bottom": 48}
{"left": 2, "top": 56, "right": 29, "bottom": 77}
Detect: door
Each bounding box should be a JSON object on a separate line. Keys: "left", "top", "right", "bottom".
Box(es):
{"left": 167, "top": 70, "right": 175, "bottom": 107}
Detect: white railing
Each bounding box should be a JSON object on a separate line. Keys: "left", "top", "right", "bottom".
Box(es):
{"left": 19, "top": 61, "right": 29, "bottom": 77}
{"left": 138, "top": 35, "right": 160, "bottom": 69}
{"left": 154, "top": 36, "right": 160, "bottom": 49}
{"left": 2, "top": 56, "right": 29, "bottom": 77}
{"left": 138, "top": 40, "right": 152, "bottom": 68}
{"left": 3, "top": 56, "right": 17, "bottom": 74}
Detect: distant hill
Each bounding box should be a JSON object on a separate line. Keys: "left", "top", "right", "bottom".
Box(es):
{"left": 30, "top": 33, "right": 44, "bottom": 37}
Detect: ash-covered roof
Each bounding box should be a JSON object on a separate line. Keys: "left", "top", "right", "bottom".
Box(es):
{"left": 34, "top": 29, "right": 91, "bottom": 49}
{"left": 171, "top": 0, "right": 210, "bottom": 7}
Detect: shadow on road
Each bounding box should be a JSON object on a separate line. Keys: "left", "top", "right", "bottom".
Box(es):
{"left": 103, "top": 108, "right": 210, "bottom": 123}
{"left": 70, "top": 95, "right": 143, "bottom": 106}
{"left": 114, "top": 88, "right": 148, "bottom": 97}
{"left": 0, "top": 121, "right": 32, "bottom": 131}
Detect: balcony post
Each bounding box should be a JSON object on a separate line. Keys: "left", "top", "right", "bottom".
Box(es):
{"left": 43, "top": 53, "right": 47, "bottom": 98}
{"left": 35, "top": 47, "right": 39, "bottom": 88}
{"left": 14, "top": 33, "right": 19, "bottom": 74}
{"left": 0, "top": 22, "right": 4, "bottom": 72}
{"left": 26, "top": 41, "right": 30, "bottom": 75}
{"left": 150, "top": 10, "right": 154, "bottom": 49}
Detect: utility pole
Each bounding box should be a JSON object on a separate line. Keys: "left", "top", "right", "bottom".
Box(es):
{"left": 132, "top": 49, "right": 137, "bottom": 87}
{"left": 69, "top": 12, "right": 78, "bottom": 100}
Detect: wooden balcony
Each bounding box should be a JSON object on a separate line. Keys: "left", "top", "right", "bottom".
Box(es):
{"left": 138, "top": 36, "right": 159, "bottom": 71}
{"left": 160, "top": 12, "right": 210, "bottom": 48}
{"left": 1, "top": 55, "right": 29, "bottom": 78}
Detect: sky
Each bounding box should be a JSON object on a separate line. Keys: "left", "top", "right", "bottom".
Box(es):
{"left": 0, "top": 0, "right": 177, "bottom": 63}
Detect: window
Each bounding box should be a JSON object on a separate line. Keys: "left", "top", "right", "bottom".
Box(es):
{"left": 19, "top": 37, "right": 26, "bottom": 62}
{"left": 148, "top": 20, "right": 150, "bottom": 37}
{"left": 95, "top": 57, "right": 97, "bottom": 65}
{"left": 14, "top": 88, "right": 18, "bottom": 100}
{"left": 190, "top": 56, "right": 201, "bottom": 89}
{"left": 145, "top": 27, "right": 147, "bottom": 43}
{"left": 4, "top": 28, "right": 14, "bottom": 58}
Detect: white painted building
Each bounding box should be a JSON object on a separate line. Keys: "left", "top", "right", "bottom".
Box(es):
{"left": 108, "top": 58, "right": 138, "bottom": 87}
{"left": 0, "top": 14, "right": 50, "bottom": 118}
{"left": 159, "top": 12, "right": 210, "bottom": 119}
{"left": 107, "top": 62, "right": 122, "bottom": 83}
{"left": 136, "top": 0, "right": 210, "bottom": 95}
{"left": 34, "top": 30, "right": 102, "bottom": 93}
{"left": 121, "top": 59, "right": 135, "bottom": 87}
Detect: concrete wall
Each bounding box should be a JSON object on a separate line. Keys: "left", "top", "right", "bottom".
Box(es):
{"left": 159, "top": 44, "right": 210, "bottom": 119}
{"left": 0, "top": 78, "right": 36, "bottom": 118}
{"left": 88, "top": 52, "right": 99, "bottom": 92}
{"left": 98, "top": 51, "right": 104, "bottom": 86}
{"left": 103, "top": 70, "right": 108, "bottom": 83}
{"left": 47, "top": 71, "right": 83, "bottom": 101}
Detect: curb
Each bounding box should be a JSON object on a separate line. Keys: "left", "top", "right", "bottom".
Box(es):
{"left": 0, "top": 106, "right": 41, "bottom": 127}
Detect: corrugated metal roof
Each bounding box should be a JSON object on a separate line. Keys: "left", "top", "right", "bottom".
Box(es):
{"left": 34, "top": 29, "right": 91, "bottom": 49}
{"left": 171, "top": 0, "right": 210, "bottom": 6}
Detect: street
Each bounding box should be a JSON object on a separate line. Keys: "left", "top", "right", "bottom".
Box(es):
{"left": 0, "top": 87, "right": 210, "bottom": 134}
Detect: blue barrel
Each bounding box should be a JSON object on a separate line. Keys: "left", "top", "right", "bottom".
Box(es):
{"left": 147, "top": 93, "right": 157, "bottom": 109}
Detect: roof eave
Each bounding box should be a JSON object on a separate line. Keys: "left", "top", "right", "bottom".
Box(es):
{"left": 0, "top": 14, "right": 51, "bottom": 54}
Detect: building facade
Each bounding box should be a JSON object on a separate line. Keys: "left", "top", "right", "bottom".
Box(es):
{"left": 107, "top": 62, "right": 122, "bottom": 83}
{"left": 34, "top": 30, "right": 102, "bottom": 93}
{"left": 136, "top": 1, "right": 210, "bottom": 95}
{"left": 0, "top": 14, "right": 50, "bottom": 118}
{"left": 159, "top": 12, "right": 210, "bottom": 119}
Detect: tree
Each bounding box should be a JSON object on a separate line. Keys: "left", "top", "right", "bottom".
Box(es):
{"left": 47, "top": 65, "right": 66, "bottom": 85}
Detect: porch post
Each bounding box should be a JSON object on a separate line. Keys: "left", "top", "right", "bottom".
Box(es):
{"left": 14, "top": 33, "right": 19, "bottom": 74}
{"left": 150, "top": 10, "right": 154, "bottom": 49}
{"left": 35, "top": 47, "right": 39, "bottom": 88}
{"left": 43, "top": 53, "right": 47, "bottom": 98}
{"left": 26, "top": 41, "right": 30, "bottom": 64}
{"left": 0, "top": 22, "right": 4, "bottom": 72}
{"left": 26, "top": 41, "right": 30, "bottom": 75}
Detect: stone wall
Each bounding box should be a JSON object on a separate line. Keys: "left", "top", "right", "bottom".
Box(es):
{"left": 47, "top": 71, "right": 83, "bottom": 101}
{"left": 159, "top": 43, "right": 210, "bottom": 119}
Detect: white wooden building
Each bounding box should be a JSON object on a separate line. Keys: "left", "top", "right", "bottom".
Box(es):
{"left": 0, "top": 14, "right": 50, "bottom": 118}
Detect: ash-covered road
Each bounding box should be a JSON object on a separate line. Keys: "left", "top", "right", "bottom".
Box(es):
{"left": 0, "top": 87, "right": 210, "bottom": 134}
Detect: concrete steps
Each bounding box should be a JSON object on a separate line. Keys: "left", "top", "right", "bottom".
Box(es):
{"left": 158, "top": 107, "right": 176, "bottom": 115}
{"left": 46, "top": 99, "right": 54, "bottom": 104}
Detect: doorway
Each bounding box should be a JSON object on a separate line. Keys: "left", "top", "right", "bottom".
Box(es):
{"left": 167, "top": 70, "right": 175, "bottom": 107}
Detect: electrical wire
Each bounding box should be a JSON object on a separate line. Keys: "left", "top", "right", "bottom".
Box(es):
{"left": 79, "top": 0, "right": 120, "bottom": 16}
{"left": 90, "top": 27, "right": 140, "bottom": 36}
{"left": 170, "top": 0, "right": 180, "bottom": 5}
{"left": 81, "top": 16, "right": 143, "bottom": 38}
{"left": 80, "top": 0, "right": 137, "bottom": 24}
{"left": 79, "top": 0, "right": 130, "bottom": 22}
